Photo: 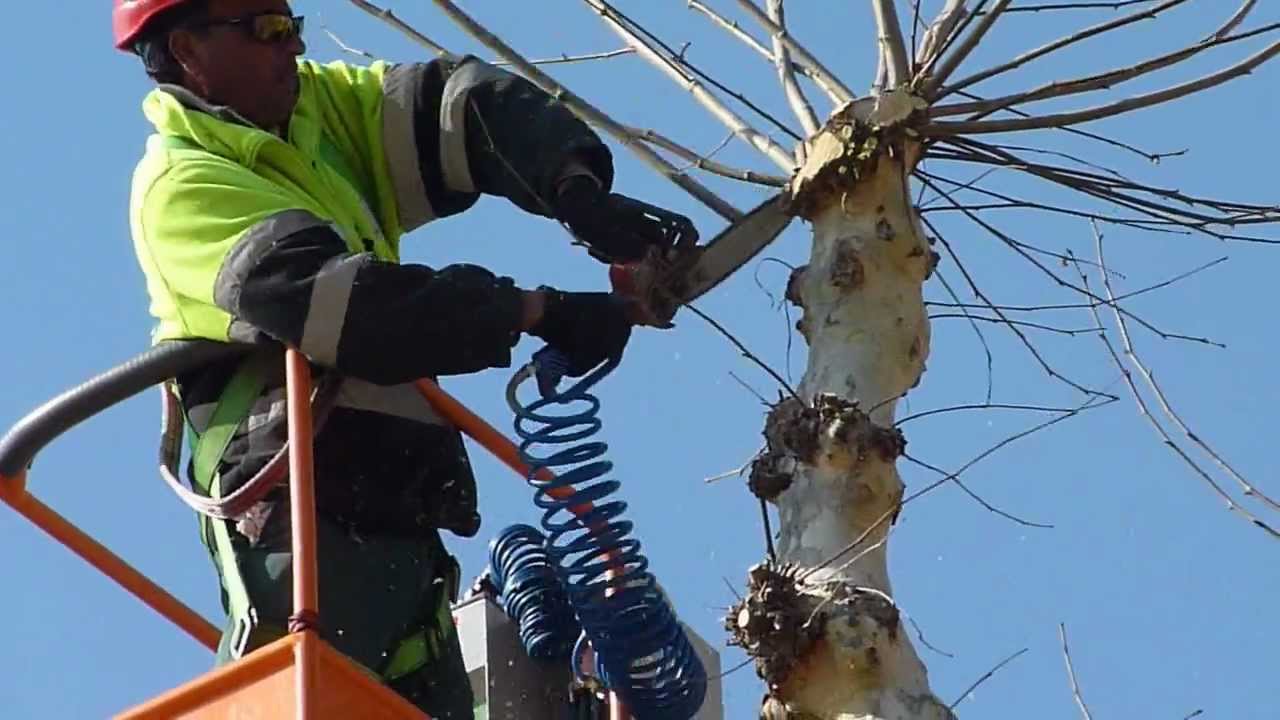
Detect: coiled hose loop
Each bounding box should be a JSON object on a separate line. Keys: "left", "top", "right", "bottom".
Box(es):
{"left": 487, "top": 524, "right": 578, "bottom": 661}
{"left": 499, "top": 349, "right": 707, "bottom": 719}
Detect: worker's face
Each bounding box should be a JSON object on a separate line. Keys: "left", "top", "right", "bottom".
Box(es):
{"left": 171, "top": 0, "right": 306, "bottom": 131}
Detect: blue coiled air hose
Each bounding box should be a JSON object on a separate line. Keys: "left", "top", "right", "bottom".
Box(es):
{"left": 489, "top": 348, "right": 707, "bottom": 719}
{"left": 486, "top": 524, "right": 578, "bottom": 661}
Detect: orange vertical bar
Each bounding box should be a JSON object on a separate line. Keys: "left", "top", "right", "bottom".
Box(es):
{"left": 285, "top": 351, "right": 320, "bottom": 623}
{"left": 294, "top": 629, "right": 320, "bottom": 720}
{"left": 0, "top": 470, "right": 221, "bottom": 650}
{"left": 284, "top": 350, "right": 320, "bottom": 720}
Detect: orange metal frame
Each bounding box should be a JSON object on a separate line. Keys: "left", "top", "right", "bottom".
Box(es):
{"left": 2, "top": 349, "right": 632, "bottom": 718}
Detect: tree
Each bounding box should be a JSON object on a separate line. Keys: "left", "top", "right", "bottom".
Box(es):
{"left": 334, "top": 1, "right": 1280, "bottom": 717}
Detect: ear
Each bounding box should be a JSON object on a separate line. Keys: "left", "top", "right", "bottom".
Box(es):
{"left": 167, "top": 30, "right": 205, "bottom": 90}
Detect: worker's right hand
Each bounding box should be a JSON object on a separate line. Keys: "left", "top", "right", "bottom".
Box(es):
{"left": 527, "top": 288, "right": 633, "bottom": 377}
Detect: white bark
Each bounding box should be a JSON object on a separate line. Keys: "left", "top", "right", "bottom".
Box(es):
{"left": 732, "top": 96, "right": 950, "bottom": 719}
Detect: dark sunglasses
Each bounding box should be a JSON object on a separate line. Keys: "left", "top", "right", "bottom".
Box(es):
{"left": 190, "top": 13, "right": 305, "bottom": 44}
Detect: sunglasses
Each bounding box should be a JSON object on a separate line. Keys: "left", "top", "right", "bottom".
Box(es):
{"left": 191, "top": 13, "right": 305, "bottom": 44}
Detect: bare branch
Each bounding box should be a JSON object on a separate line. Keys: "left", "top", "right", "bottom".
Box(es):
{"left": 898, "top": 403, "right": 1082, "bottom": 426}
{"left": 932, "top": 22, "right": 1280, "bottom": 119}
{"left": 934, "top": 268, "right": 995, "bottom": 402}
{"left": 921, "top": 212, "right": 1117, "bottom": 398}
{"left": 1210, "top": 0, "right": 1259, "bottom": 41}
{"left": 925, "top": 39, "right": 1280, "bottom": 134}
{"left": 948, "top": 88, "right": 1189, "bottom": 163}
{"left": 687, "top": 0, "right": 845, "bottom": 104}
{"left": 1072, "top": 240, "right": 1280, "bottom": 539}
{"left": 347, "top": 0, "right": 453, "bottom": 58}
{"left": 767, "top": 0, "right": 820, "bottom": 138}
{"left": 419, "top": 0, "right": 742, "bottom": 220}
{"left": 629, "top": 126, "right": 789, "bottom": 186}
{"left": 921, "top": 171, "right": 1230, "bottom": 349}
{"left": 732, "top": 0, "right": 857, "bottom": 103}
{"left": 684, "top": 302, "right": 799, "bottom": 400}
{"left": 871, "top": 0, "right": 911, "bottom": 86}
{"left": 940, "top": 0, "right": 1190, "bottom": 99}
{"left": 1059, "top": 624, "right": 1095, "bottom": 720}
{"left": 931, "top": 139, "right": 1280, "bottom": 245}
{"left": 916, "top": 0, "right": 968, "bottom": 71}
{"left": 806, "top": 393, "right": 1114, "bottom": 579}
{"left": 950, "top": 648, "right": 1030, "bottom": 710}
{"left": 1002, "top": 1, "right": 1164, "bottom": 9}
{"left": 1092, "top": 229, "right": 1280, "bottom": 517}
{"left": 580, "top": 0, "right": 797, "bottom": 170}
{"left": 931, "top": 313, "right": 1102, "bottom": 337}
{"left": 927, "top": 255, "right": 1228, "bottom": 315}
{"left": 922, "top": 0, "right": 1015, "bottom": 98}
{"left": 905, "top": 453, "right": 1055, "bottom": 528}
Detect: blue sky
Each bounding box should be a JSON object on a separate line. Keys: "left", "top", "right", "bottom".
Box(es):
{"left": 2, "top": 3, "right": 1278, "bottom": 718}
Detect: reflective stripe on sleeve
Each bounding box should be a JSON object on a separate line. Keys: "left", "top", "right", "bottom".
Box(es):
{"left": 298, "top": 253, "right": 365, "bottom": 366}
{"left": 438, "top": 58, "right": 508, "bottom": 194}
{"left": 381, "top": 64, "right": 437, "bottom": 233}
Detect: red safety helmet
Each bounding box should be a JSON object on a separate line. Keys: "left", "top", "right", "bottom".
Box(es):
{"left": 113, "top": 0, "right": 195, "bottom": 51}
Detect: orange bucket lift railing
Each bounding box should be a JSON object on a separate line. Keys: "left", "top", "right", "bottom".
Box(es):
{"left": 0, "top": 340, "right": 631, "bottom": 719}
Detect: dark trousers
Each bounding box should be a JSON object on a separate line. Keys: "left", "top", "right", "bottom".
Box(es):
{"left": 211, "top": 508, "right": 476, "bottom": 719}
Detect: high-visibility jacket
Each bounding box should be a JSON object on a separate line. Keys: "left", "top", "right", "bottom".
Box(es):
{"left": 129, "top": 56, "right": 612, "bottom": 540}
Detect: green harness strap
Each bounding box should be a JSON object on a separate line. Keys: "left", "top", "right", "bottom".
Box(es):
{"left": 190, "top": 354, "right": 271, "bottom": 659}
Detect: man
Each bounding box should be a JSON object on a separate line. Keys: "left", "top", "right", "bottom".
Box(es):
{"left": 113, "top": 1, "right": 695, "bottom": 716}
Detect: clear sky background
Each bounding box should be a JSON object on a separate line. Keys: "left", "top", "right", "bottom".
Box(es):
{"left": 2, "top": 2, "right": 1278, "bottom": 718}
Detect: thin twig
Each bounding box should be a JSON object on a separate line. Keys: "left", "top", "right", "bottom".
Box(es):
{"left": 1087, "top": 231, "right": 1280, "bottom": 529}
{"left": 898, "top": 403, "right": 1081, "bottom": 426}
{"left": 1060, "top": 624, "right": 1095, "bottom": 720}
{"left": 629, "top": 126, "right": 789, "bottom": 186}
{"left": 950, "top": 648, "right": 1031, "bottom": 710}
{"left": 933, "top": 22, "right": 1280, "bottom": 119}
{"left": 418, "top": 0, "right": 742, "bottom": 220}
{"left": 905, "top": 452, "right": 1056, "bottom": 528}
{"left": 346, "top": 0, "right": 453, "bottom": 57}
{"left": 931, "top": 313, "right": 1103, "bottom": 337}
{"left": 926, "top": 39, "right": 1280, "bottom": 134}
{"left": 685, "top": 302, "right": 799, "bottom": 400}
{"left": 920, "top": 202, "right": 1121, "bottom": 399}
{"left": 933, "top": 268, "right": 995, "bottom": 403}
{"left": 1209, "top": 0, "right": 1259, "bottom": 41}
{"left": 732, "top": 0, "right": 857, "bottom": 103}
{"left": 1072, "top": 242, "right": 1280, "bottom": 539}
{"left": 686, "top": 0, "right": 844, "bottom": 104}
{"left": 767, "top": 0, "right": 819, "bottom": 139}
{"left": 919, "top": 171, "right": 1229, "bottom": 349}
{"left": 941, "top": 0, "right": 1190, "bottom": 99}
{"left": 922, "top": 0, "right": 1014, "bottom": 98}
{"left": 927, "top": 255, "right": 1227, "bottom": 315}
{"left": 761, "top": 498, "right": 777, "bottom": 560}
{"left": 580, "top": 0, "right": 798, "bottom": 170}
{"left": 910, "top": 616, "right": 955, "bottom": 659}
{"left": 804, "top": 394, "right": 1114, "bottom": 579}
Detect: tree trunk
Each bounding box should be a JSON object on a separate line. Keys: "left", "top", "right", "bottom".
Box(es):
{"left": 730, "top": 95, "right": 952, "bottom": 719}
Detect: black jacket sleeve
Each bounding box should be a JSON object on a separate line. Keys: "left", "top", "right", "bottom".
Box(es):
{"left": 213, "top": 210, "right": 524, "bottom": 384}
{"left": 379, "top": 57, "right": 614, "bottom": 222}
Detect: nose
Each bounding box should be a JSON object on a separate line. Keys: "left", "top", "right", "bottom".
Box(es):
{"left": 286, "top": 33, "right": 305, "bottom": 56}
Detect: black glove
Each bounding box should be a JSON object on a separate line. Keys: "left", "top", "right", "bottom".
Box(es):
{"left": 552, "top": 176, "right": 698, "bottom": 264}
{"left": 528, "top": 288, "right": 633, "bottom": 377}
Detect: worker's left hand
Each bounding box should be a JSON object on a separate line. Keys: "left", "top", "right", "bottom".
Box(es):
{"left": 553, "top": 177, "right": 698, "bottom": 264}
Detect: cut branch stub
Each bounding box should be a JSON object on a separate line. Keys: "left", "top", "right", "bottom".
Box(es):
{"left": 788, "top": 90, "right": 928, "bottom": 220}
{"left": 727, "top": 562, "right": 938, "bottom": 714}
{"left": 726, "top": 562, "right": 821, "bottom": 692}
{"left": 751, "top": 395, "right": 907, "bottom": 505}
